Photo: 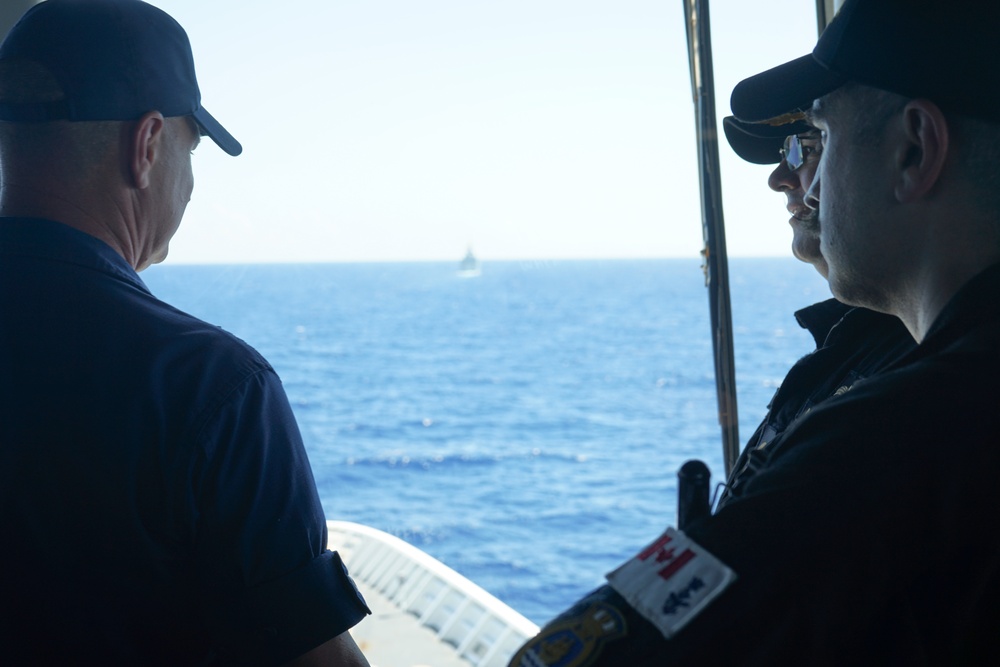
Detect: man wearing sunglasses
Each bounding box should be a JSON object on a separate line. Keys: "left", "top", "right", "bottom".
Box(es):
{"left": 509, "top": 121, "right": 916, "bottom": 667}
{"left": 716, "top": 117, "right": 914, "bottom": 508}
{"left": 510, "top": 0, "right": 1000, "bottom": 664}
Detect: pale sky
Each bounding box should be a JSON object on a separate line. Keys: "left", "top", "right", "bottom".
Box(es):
{"left": 143, "top": 1, "right": 814, "bottom": 263}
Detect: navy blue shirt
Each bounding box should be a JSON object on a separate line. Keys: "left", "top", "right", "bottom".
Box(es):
{"left": 0, "top": 218, "right": 369, "bottom": 665}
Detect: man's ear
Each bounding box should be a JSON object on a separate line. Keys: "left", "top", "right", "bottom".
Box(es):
{"left": 895, "top": 99, "right": 949, "bottom": 203}
{"left": 129, "top": 111, "right": 166, "bottom": 190}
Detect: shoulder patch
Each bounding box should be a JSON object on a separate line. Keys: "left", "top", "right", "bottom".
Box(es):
{"left": 509, "top": 601, "right": 626, "bottom": 667}
{"left": 605, "top": 527, "right": 736, "bottom": 639}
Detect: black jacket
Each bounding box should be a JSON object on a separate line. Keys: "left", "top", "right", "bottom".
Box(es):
{"left": 514, "top": 267, "right": 1000, "bottom": 666}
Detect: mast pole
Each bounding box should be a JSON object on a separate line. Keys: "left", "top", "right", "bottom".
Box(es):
{"left": 682, "top": 0, "right": 740, "bottom": 477}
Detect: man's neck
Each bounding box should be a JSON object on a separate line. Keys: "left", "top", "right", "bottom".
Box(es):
{"left": 0, "top": 182, "right": 141, "bottom": 269}
{"left": 901, "top": 254, "right": 1000, "bottom": 342}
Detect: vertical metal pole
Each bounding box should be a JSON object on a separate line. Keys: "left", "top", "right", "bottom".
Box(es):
{"left": 816, "top": 0, "right": 842, "bottom": 35}
{"left": 683, "top": 0, "right": 740, "bottom": 477}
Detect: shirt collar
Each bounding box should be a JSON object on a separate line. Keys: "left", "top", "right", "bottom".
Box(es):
{"left": 794, "top": 298, "right": 852, "bottom": 347}
{"left": 0, "top": 217, "right": 150, "bottom": 294}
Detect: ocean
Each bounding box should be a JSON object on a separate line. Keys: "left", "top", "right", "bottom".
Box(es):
{"left": 143, "top": 257, "right": 831, "bottom": 625}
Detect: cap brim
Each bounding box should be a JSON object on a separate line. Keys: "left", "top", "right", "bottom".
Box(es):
{"left": 193, "top": 107, "right": 242, "bottom": 156}
{"left": 730, "top": 54, "right": 847, "bottom": 123}
{"left": 723, "top": 116, "right": 813, "bottom": 165}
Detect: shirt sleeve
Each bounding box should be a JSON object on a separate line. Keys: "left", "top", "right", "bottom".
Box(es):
{"left": 533, "top": 359, "right": 999, "bottom": 666}
{"left": 190, "top": 365, "right": 370, "bottom": 666}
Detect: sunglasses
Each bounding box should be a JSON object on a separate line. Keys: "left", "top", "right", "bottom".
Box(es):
{"left": 779, "top": 132, "right": 823, "bottom": 171}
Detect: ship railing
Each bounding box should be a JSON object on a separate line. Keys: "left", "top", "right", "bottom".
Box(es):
{"left": 327, "top": 520, "right": 540, "bottom": 667}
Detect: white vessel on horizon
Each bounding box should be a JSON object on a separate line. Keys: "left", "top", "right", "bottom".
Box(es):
{"left": 458, "top": 248, "right": 482, "bottom": 278}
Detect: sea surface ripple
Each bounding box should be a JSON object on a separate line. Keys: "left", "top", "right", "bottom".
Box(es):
{"left": 144, "top": 258, "right": 829, "bottom": 624}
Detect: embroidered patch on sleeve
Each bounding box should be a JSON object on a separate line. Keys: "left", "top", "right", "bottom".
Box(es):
{"left": 508, "top": 601, "right": 626, "bottom": 667}
{"left": 605, "top": 527, "right": 736, "bottom": 639}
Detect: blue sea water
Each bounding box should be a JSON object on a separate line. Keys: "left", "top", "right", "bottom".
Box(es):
{"left": 143, "top": 258, "right": 830, "bottom": 625}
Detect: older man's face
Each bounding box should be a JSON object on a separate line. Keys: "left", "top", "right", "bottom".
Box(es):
{"left": 144, "top": 115, "right": 199, "bottom": 270}
{"left": 768, "top": 129, "right": 826, "bottom": 277}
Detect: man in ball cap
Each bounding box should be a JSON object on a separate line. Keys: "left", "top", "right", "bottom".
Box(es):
{"left": 717, "top": 116, "right": 913, "bottom": 508}
{"left": 0, "top": 1, "right": 370, "bottom": 664}
{"left": 723, "top": 118, "right": 822, "bottom": 272}
{"left": 730, "top": 0, "right": 1000, "bottom": 343}
{"left": 510, "top": 0, "right": 1000, "bottom": 664}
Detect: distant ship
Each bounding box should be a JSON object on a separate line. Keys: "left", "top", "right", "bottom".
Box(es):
{"left": 458, "top": 247, "right": 481, "bottom": 277}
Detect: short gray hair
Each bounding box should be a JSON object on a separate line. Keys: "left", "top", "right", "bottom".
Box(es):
{"left": 948, "top": 114, "right": 1000, "bottom": 213}
{"left": 830, "top": 82, "right": 1000, "bottom": 217}
{"left": 824, "top": 82, "right": 909, "bottom": 146}
{"left": 0, "top": 58, "right": 121, "bottom": 176}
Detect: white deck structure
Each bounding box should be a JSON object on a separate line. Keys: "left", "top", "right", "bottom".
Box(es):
{"left": 327, "top": 521, "right": 539, "bottom": 667}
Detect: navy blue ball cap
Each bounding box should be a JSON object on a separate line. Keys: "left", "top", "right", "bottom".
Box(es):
{"left": 723, "top": 116, "right": 814, "bottom": 165}
{"left": 731, "top": 0, "right": 1000, "bottom": 125}
{"left": 0, "top": 0, "right": 241, "bottom": 156}
{"left": 730, "top": 54, "right": 843, "bottom": 124}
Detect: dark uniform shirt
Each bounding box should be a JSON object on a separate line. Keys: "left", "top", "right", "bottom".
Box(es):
{"left": 720, "top": 299, "right": 915, "bottom": 508}
{"left": 0, "top": 218, "right": 369, "bottom": 666}
{"left": 513, "top": 264, "right": 1000, "bottom": 666}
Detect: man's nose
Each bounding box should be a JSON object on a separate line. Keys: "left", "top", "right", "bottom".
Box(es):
{"left": 767, "top": 161, "right": 798, "bottom": 193}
